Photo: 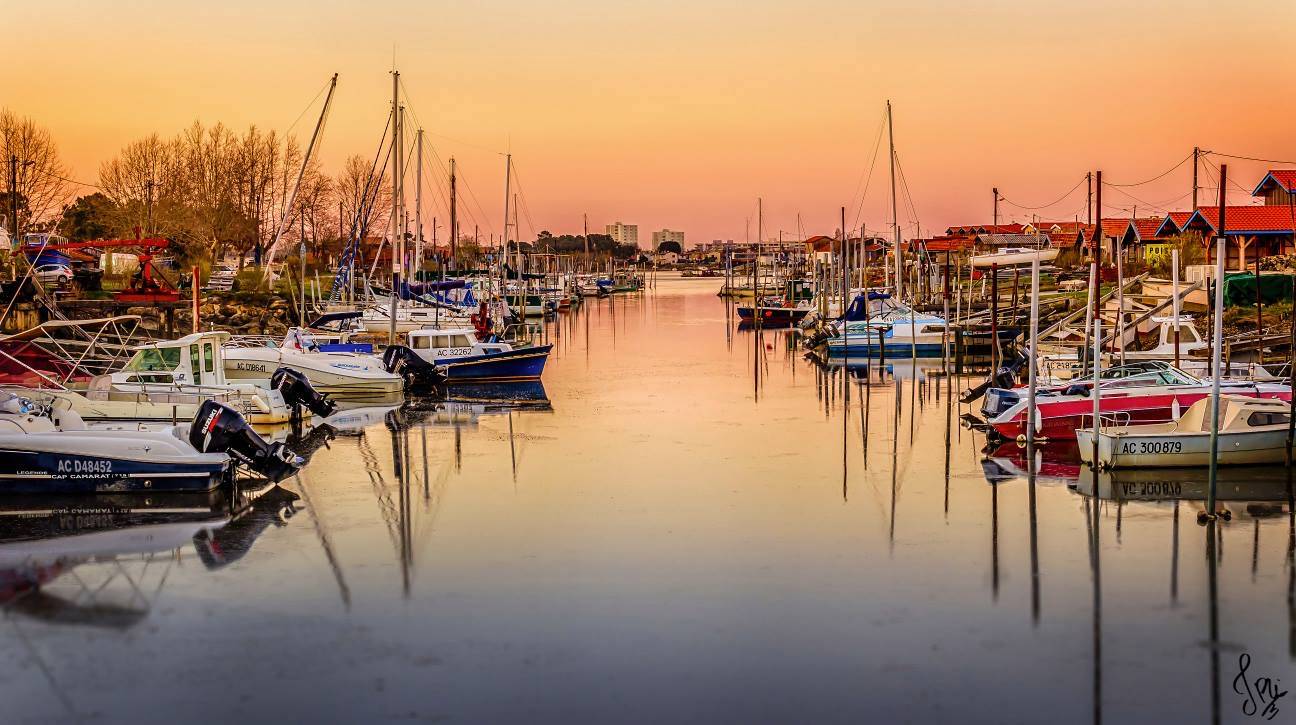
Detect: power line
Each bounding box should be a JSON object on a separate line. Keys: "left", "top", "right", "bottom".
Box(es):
{"left": 998, "top": 176, "right": 1086, "bottom": 211}
{"left": 1103, "top": 151, "right": 1193, "bottom": 187}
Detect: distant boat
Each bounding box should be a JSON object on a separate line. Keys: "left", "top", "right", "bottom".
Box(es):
{"left": 823, "top": 293, "right": 953, "bottom": 357}
{"left": 971, "top": 247, "right": 1058, "bottom": 269}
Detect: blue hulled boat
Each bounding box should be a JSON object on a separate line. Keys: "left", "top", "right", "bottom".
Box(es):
{"left": 383, "top": 328, "right": 551, "bottom": 388}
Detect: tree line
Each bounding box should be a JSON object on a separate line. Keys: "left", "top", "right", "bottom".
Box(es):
{"left": 2, "top": 109, "right": 643, "bottom": 272}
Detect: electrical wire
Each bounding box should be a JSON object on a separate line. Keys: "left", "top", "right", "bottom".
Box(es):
{"left": 999, "top": 176, "right": 1086, "bottom": 211}
{"left": 1103, "top": 151, "right": 1194, "bottom": 187}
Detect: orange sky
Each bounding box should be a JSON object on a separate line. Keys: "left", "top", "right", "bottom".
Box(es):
{"left": 6, "top": 0, "right": 1296, "bottom": 245}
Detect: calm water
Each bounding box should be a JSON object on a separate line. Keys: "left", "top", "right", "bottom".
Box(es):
{"left": 3, "top": 275, "right": 1294, "bottom": 724}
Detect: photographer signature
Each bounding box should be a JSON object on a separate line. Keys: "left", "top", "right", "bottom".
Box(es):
{"left": 1235, "top": 653, "right": 1288, "bottom": 720}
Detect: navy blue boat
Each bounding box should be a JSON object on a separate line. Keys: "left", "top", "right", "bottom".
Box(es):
{"left": 385, "top": 329, "right": 552, "bottom": 388}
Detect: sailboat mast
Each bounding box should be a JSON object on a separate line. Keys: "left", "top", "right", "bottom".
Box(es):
{"left": 888, "top": 100, "right": 902, "bottom": 300}
{"left": 449, "top": 156, "right": 457, "bottom": 270}
{"left": 415, "top": 128, "right": 423, "bottom": 281}
{"left": 388, "top": 71, "right": 402, "bottom": 345}
{"left": 502, "top": 152, "right": 512, "bottom": 319}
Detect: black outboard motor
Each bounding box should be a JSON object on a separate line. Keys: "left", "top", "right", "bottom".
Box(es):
{"left": 960, "top": 347, "right": 1029, "bottom": 405}
{"left": 382, "top": 345, "right": 446, "bottom": 391}
{"left": 190, "top": 401, "right": 302, "bottom": 482}
{"left": 270, "top": 367, "right": 336, "bottom": 418}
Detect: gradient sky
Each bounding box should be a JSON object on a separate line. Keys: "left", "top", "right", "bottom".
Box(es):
{"left": 7, "top": 0, "right": 1296, "bottom": 245}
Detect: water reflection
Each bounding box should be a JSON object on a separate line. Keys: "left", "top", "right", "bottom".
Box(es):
{"left": 5, "top": 277, "right": 1296, "bottom": 723}
{"left": 0, "top": 480, "right": 295, "bottom": 628}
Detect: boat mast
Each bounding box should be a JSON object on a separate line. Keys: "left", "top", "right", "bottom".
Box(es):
{"left": 415, "top": 128, "right": 424, "bottom": 282}
{"left": 449, "top": 155, "right": 457, "bottom": 271}
{"left": 261, "top": 73, "right": 338, "bottom": 282}
{"left": 388, "top": 71, "right": 402, "bottom": 346}
{"left": 888, "top": 100, "right": 902, "bottom": 301}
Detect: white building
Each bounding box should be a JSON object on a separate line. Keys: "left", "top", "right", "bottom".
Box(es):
{"left": 606, "top": 221, "right": 638, "bottom": 247}
{"left": 651, "top": 228, "right": 685, "bottom": 248}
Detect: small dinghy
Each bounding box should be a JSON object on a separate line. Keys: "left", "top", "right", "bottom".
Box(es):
{"left": 0, "top": 394, "right": 302, "bottom": 493}
{"left": 1077, "top": 395, "right": 1294, "bottom": 469}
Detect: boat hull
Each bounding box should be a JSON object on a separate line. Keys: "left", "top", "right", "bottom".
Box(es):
{"left": 0, "top": 449, "right": 230, "bottom": 493}
{"left": 990, "top": 388, "right": 1292, "bottom": 441}
{"left": 223, "top": 349, "right": 403, "bottom": 397}
{"left": 736, "top": 306, "right": 811, "bottom": 326}
{"left": 1077, "top": 427, "right": 1292, "bottom": 468}
{"left": 442, "top": 345, "right": 552, "bottom": 382}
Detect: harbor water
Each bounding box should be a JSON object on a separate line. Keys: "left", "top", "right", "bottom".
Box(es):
{"left": 2, "top": 275, "right": 1292, "bottom": 723}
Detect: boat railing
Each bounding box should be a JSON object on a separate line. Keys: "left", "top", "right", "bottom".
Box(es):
{"left": 1086, "top": 410, "right": 1132, "bottom": 433}
{"left": 224, "top": 335, "right": 281, "bottom": 349}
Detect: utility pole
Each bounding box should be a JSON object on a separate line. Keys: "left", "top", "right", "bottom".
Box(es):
{"left": 1192, "top": 146, "right": 1200, "bottom": 210}
{"left": 145, "top": 179, "right": 155, "bottom": 236}
{"left": 448, "top": 155, "right": 457, "bottom": 270}
{"left": 1086, "top": 172, "right": 1093, "bottom": 226}
{"left": 992, "top": 187, "right": 999, "bottom": 229}
{"left": 8, "top": 155, "right": 18, "bottom": 242}
{"left": 1094, "top": 170, "right": 1103, "bottom": 265}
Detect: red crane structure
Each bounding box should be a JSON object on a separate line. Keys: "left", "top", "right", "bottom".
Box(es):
{"left": 21, "top": 235, "right": 180, "bottom": 303}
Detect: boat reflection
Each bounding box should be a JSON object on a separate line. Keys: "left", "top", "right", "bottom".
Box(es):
{"left": 1074, "top": 467, "right": 1293, "bottom": 513}
{"left": 392, "top": 382, "right": 553, "bottom": 429}
{"left": 0, "top": 480, "right": 298, "bottom": 628}
{"left": 980, "top": 441, "right": 1082, "bottom": 485}
{"left": 810, "top": 354, "right": 950, "bottom": 383}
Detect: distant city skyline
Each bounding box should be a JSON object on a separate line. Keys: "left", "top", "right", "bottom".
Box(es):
{"left": 5, "top": 0, "right": 1296, "bottom": 243}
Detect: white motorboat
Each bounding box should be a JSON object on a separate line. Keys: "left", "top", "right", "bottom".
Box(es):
{"left": 971, "top": 247, "right": 1059, "bottom": 269}
{"left": 0, "top": 393, "right": 300, "bottom": 493}
{"left": 223, "top": 329, "right": 403, "bottom": 397}
{"left": 13, "top": 331, "right": 328, "bottom": 425}
{"left": 1076, "top": 395, "right": 1295, "bottom": 469}
{"left": 823, "top": 293, "right": 954, "bottom": 358}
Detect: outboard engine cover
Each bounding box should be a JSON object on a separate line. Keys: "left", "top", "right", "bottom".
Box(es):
{"left": 190, "top": 401, "right": 302, "bottom": 482}
{"left": 270, "top": 367, "right": 336, "bottom": 418}
{"left": 382, "top": 345, "right": 446, "bottom": 390}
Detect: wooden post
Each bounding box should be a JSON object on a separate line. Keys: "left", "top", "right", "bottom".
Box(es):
{"left": 990, "top": 263, "right": 999, "bottom": 371}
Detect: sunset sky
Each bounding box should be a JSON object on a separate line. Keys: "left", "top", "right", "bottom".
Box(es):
{"left": 7, "top": 0, "right": 1296, "bottom": 245}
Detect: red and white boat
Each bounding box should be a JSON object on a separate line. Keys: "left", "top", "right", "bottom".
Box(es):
{"left": 982, "top": 362, "right": 1291, "bottom": 442}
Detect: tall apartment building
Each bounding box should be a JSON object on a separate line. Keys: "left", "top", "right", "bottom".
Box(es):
{"left": 606, "top": 222, "right": 638, "bottom": 247}
{"left": 651, "top": 229, "right": 685, "bottom": 247}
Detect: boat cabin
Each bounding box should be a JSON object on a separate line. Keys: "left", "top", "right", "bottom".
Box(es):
{"left": 407, "top": 329, "right": 511, "bottom": 360}
{"left": 120, "top": 331, "right": 231, "bottom": 387}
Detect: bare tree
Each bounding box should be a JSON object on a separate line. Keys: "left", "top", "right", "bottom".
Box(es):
{"left": 98, "top": 133, "right": 184, "bottom": 238}
{"left": 334, "top": 153, "right": 391, "bottom": 248}
{"left": 0, "top": 109, "right": 73, "bottom": 235}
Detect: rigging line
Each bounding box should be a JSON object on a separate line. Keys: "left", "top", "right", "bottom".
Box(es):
{"left": 850, "top": 111, "right": 889, "bottom": 235}
{"left": 283, "top": 77, "right": 333, "bottom": 138}
{"left": 892, "top": 149, "right": 921, "bottom": 231}
{"left": 999, "top": 176, "right": 1086, "bottom": 211}
{"left": 394, "top": 80, "right": 497, "bottom": 236}
{"left": 398, "top": 77, "right": 507, "bottom": 156}
{"left": 846, "top": 109, "right": 889, "bottom": 229}
{"left": 508, "top": 162, "right": 539, "bottom": 237}
{"left": 1103, "top": 151, "right": 1194, "bottom": 187}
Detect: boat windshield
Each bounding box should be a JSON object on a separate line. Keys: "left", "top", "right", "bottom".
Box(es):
{"left": 124, "top": 346, "right": 181, "bottom": 372}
